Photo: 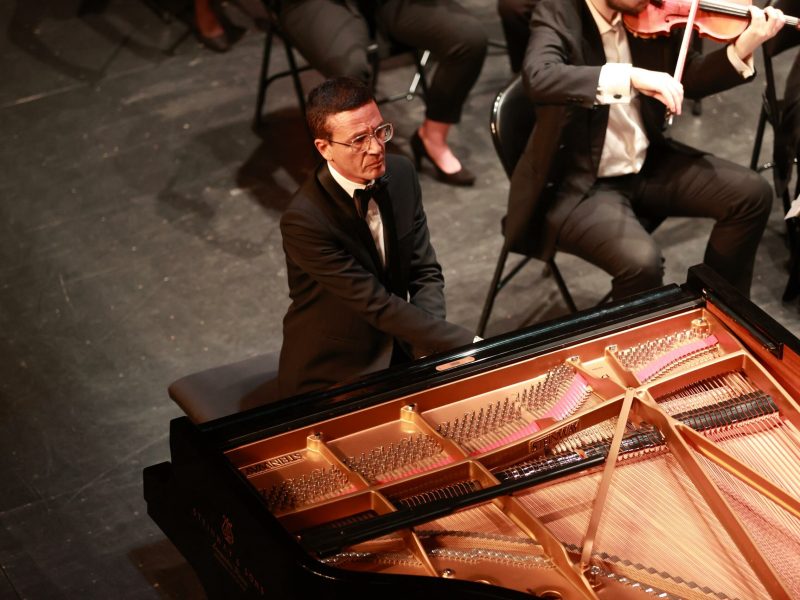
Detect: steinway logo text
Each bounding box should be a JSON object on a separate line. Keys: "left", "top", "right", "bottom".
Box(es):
{"left": 528, "top": 421, "right": 579, "bottom": 455}
{"left": 191, "top": 507, "right": 266, "bottom": 596}
{"left": 242, "top": 452, "right": 304, "bottom": 477}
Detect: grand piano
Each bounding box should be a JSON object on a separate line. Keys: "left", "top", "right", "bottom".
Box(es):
{"left": 143, "top": 265, "right": 800, "bottom": 599}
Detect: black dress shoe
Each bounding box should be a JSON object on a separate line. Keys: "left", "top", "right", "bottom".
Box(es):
{"left": 410, "top": 131, "right": 476, "bottom": 187}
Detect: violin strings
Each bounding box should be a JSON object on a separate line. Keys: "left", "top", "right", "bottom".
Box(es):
{"left": 661, "top": 0, "right": 750, "bottom": 19}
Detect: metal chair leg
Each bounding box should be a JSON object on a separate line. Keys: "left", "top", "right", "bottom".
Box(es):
{"left": 253, "top": 30, "right": 312, "bottom": 133}
{"left": 254, "top": 28, "right": 275, "bottom": 128}
{"left": 784, "top": 217, "right": 800, "bottom": 302}
{"left": 750, "top": 105, "right": 768, "bottom": 171}
{"left": 548, "top": 259, "right": 579, "bottom": 313}
{"left": 367, "top": 42, "right": 381, "bottom": 92}
{"left": 374, "top": 48, "right": 429, "bottom": 105}
{"left": 284, "top": 39, "right": 306, "bottom": 116}
{"left": 407, "top": 50, "right": 430, "bottom": 100}
{"left": 477, "top": 244, "right": 510, "bottom": 337}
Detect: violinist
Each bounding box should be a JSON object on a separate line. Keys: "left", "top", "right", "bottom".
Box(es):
{"left": 506, "top": 0, "right": 784, "bottom": 300}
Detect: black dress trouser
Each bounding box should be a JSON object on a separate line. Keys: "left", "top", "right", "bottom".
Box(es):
{"left": 279, "top": 0, "right": 487, "bottom": 124}
{"left": 556, "top": 148, "right": 773, "bottom": 300}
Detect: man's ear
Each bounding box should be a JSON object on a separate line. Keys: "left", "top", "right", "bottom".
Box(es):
{"left": 315, "top": 138, "right": 333, "bottom": 161}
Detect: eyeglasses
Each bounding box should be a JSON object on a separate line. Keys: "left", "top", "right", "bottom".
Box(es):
{"left": 329, "top": 123, "right": 393, "bottom": 153}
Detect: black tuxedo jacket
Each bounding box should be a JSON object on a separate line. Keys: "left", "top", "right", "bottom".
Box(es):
{"left": 278, "top": 154, "right": 473, "bottom": 398}
{"left": 505, "top": 0, "right": 754, "bottom": 260}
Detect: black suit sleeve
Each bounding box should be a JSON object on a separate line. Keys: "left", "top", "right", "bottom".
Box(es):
{"left": 404, "top": 166, "right": 448, "bottom": 321}
{"left": 523, "top": 4, "right": 601, "bottom": 108}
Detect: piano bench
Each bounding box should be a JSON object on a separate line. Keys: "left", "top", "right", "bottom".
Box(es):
{"left": 168, "top": 352, "right": 281, "bottom": 424}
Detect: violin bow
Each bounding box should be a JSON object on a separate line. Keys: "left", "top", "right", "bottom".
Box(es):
{"left": 668, "top": 0, "right": 702, "bottom": 125}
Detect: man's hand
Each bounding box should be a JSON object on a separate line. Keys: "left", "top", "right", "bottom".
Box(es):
{"left": 631, "top": 67, "right": 684, "bottom": 115}
{"left": 734, "top": 5, "right": 785, "bottom": 61}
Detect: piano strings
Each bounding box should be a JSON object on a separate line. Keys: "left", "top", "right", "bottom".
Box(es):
{"left": 260, "top": 360, "right": 602, "bottom": 512}
{"left": 436, "top": 362, "right": 593, "bottom": 455}
{"left": 302, "top": 369, "right": 799, "bottom": 598}
{"left": 228, "top": 308, "right": 800, "bottom": 598}
{"left": 511, "top": 370, "right": 799, "bottom": 599}
{"left": 610, "top": 322, "right": 721, "bottom": 384}
{"left": 260, "top": 465, "right": 352, "bottom": 512}
{"left": 343, "top": 433, "right": 451, "bottom": 484}
{"left": 254, "top": 337, "right": 734, "bottom": 516}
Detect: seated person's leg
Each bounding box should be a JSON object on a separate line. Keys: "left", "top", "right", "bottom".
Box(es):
{"left": 279, "top": 0, "right": 372, "bottom": 81}
{"left": 497, "top": 0, "right": 538, "bottom": 73}
{"left": 635, "top": 150, "right": 772, "bottom": 297}
{"left": 382, "top": 0, "right": 486, "bottom": 125}
{"left": 380, "top": 0, "right": 487, "bottom": 181}
{"left": 556, "top": 186, "right": 664, "bottom": 301}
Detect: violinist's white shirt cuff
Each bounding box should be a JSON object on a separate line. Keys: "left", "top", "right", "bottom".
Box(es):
{"left": 727, "top": 44, "right": 755, "bottom": 78}
{"left": 597, "top": 63, "right": 633, "bottom": 104}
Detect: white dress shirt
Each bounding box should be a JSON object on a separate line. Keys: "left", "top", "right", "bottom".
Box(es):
{"left": 328, "top": 163, "right": 386, "bottom": 268}
{"left": 587, "top": 0, "right": 649, "bottom": 177}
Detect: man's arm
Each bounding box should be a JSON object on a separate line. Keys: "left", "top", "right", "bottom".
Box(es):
{"left": 522, "top": 7, "right": 601, "bottom": 108}
{"left": 636, "top": 6, "right": 783, "bottom": 104}
{"left": 405, "top": 171, "right": 448, "bottom": 321}
{"left": 524, "top": 0, "right": 686, "bottom": 113}
{"left": 524, "top": 1, "right": 781, "bottom": 116}
{"left": 733, "top": 5, "right": 785, "bottom": 65}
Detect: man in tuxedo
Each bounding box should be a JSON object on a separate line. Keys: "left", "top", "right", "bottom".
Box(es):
{"left": 506, "top": 0, "right": 784, "bottom": 301}
{"left": 278, "top": 77, "right": 475, "bottom": 398}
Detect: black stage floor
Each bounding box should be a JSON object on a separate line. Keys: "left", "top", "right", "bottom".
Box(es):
{"left": 2, "top": 1, "right": 800, "bottom": 597}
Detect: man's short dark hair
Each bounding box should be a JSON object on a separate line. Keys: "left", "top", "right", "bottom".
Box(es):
{"left": 306, "top": 77, "right": 376, "bottom": 140}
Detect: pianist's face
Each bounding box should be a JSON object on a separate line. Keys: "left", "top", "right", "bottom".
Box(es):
{"left": 315, "top": 101, "right": 387, "bottom": 185}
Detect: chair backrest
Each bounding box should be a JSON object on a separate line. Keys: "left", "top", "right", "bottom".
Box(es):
{"left": 490, "top": 76, "right": 536, "bottom": 178}
{"left": 760, "top": 2, "right": 793, "bottom": 114}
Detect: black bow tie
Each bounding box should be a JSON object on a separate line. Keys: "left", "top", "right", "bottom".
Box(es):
{"left": 353, "top": 174, "right": 389, "bottom": 218}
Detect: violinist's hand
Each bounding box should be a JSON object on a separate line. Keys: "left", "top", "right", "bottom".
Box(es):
{"left": 631, "top": 67, "right": 684, "bottom": 115}
{"left": 734, "top": 6, "right": 784, "bottom": 61}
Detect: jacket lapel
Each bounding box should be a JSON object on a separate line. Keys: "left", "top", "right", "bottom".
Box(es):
{"left": 375, "top": 186, "right": 399, "bottom": 287}
{"left": 581, "top": 1, "right": 605, "bottom": 68}
{"left": 315, "top": 164, "right": 386, "bottom": 276}
{"left": 579, "top": 1, "right": 612, "bottom": 175}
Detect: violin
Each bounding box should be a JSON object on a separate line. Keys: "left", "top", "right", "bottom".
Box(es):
{"left": 623, "top": 0, "right": 800, "bottom": 43}
{"left": 622, "top": 0, "right": 798, "bottom": 124}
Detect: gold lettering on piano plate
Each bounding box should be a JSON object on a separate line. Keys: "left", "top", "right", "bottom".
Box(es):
{"left": 528, "top": 421, "right": 580, "bottom": 455}
{"left": 242, "top": 451, "right": 304, "bottom": 477}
